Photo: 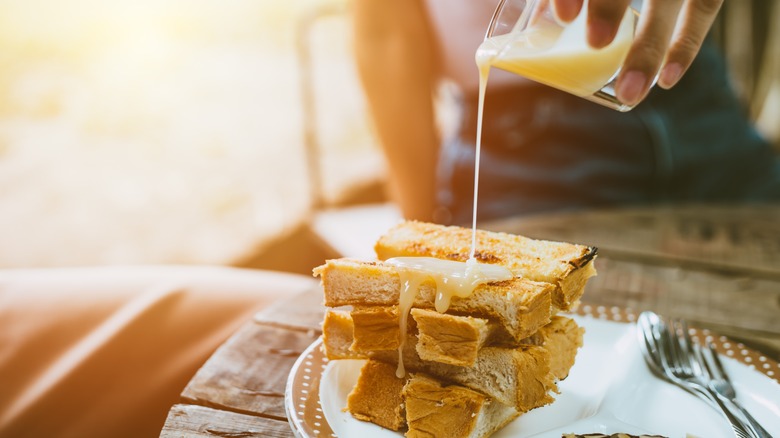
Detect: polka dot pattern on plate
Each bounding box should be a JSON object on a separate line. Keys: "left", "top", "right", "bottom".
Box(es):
{"left": 285, "top": 342, "right": 335, "bottom": 437}
{"left": 286, "top": 306, "right": 780, "bottom": 437}
{"left": 572, "top": 305, "right": 780, "bottom": 384}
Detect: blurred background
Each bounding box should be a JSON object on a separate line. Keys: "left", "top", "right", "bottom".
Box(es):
{"left": 0, "top": 0, "right": 777, "bottom": 274}
{"left": 0, "top": 0, "right": 389, "bottom": 274}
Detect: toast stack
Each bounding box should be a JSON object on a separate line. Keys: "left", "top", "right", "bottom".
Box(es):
{"left": 314, "top": 221, "right": 597, "bottom": 437}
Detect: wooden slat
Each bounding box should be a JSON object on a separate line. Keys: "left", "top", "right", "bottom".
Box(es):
{"left": 181, "top": 322, "right": 320, "bottom": 419}
{"left": 254, "top": 284, "right": 326, "bottom": 332}
{"left": 582, "top": 255, "right": 780, "bottom": 360}
{"left": 488, "top": 204, "right": 780, "bottom": 277}
{"left": 160, "top": 404, "right": 293, "bottom": 438}
{"left": 585, "top": 256, "right": 780, "bottom": 331}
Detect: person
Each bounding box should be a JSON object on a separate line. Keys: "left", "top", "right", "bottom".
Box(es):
{"left": 352, "top": 0, "right": 780, "bottom": 224}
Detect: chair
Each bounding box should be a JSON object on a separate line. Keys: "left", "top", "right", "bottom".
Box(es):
{"left": 296, "top": 2, "right": 401, "bottom": 260}
{"left": 713, "top": 0, "right": 780, "bottom": 148}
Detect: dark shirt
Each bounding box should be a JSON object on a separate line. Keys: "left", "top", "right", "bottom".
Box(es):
{"left": 437, "top": 40, "right": 780, "bottom": 224}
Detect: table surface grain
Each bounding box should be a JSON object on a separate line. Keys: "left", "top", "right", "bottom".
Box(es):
{"left": 160, "top": 204, "right": 780, "bottom": 437}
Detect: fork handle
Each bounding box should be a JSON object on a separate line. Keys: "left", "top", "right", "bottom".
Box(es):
{"left": 716, "top": 393, "right": 773, "bottom": 438}
{"left": 700, "top": 387, "right": 757, "bottom": 438}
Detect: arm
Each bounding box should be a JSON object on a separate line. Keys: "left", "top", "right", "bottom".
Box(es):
{"left": 352, "top": 0, "right": 440, "bottom": 221}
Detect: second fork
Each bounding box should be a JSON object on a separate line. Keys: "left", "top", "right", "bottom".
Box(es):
{"left": 637, "top": 312, "right": 756, "bottom": 438}
{"left": 698, "top": 341, "right": 772, "bottom": 438}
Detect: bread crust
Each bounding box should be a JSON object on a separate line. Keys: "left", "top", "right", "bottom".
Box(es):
{"left": 373, "top": 221, "right": 597, "bottom": 311}
{"left": 404, "top": 373, "right": 520, "bottom": 438}
{"left": 323, "top": 310, "right": 559, "bottom": 410}
{"left": 315, "top": 258, "right": 553, "bottom": 342}
{"left": 346, "top": 360, "right": 408, "bottom": 431}
{"left": 318, "top": 221, "right": 596, "bottom": 437}
{"left": 346, "top": 360, "right": 522, "bottom": 438}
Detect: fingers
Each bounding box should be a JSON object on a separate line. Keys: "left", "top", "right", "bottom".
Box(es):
{"left": 548, "top": 0, "right": 724, "bottom": 106}
{"left": 551, "top": 0, "right": 583, "bottom": 23}
{"left": 586, "top": 0, "right": 631, "bottom": 48}
{"left": 657, "top": 0, "right": 724, "bottom": 88}
{"left": 615, "top": 0, "right": 684, "bottom": 106}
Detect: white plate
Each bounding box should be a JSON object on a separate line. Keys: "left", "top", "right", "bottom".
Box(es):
{"left": 305, "top": 315, "right": 780, "bottom": 437}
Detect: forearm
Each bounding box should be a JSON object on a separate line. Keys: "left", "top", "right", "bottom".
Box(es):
{"left": 352, "top": 0, "right": 440, "bottom": 221}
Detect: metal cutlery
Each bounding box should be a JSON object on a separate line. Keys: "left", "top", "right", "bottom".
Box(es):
{"left": 637, "top": 311, "right": 758, "bottom": 438}
{"left": 674, "top": 318, "right": 769, "bottom": 438}
{"left": 698, "top": 340, "right": 772, "bottom": 438}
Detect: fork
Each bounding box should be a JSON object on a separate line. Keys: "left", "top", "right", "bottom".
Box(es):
{"left": 637, "top": 313, "right": 709, "bottom": 401}
{"left": 698, "top": 341, "right": 772, "bottom": 438}
{"left": 637, "top": 312, "right": 754, "bottom": 438}
{"left": 672, "top": 318, "right": 766, "bottom": 438}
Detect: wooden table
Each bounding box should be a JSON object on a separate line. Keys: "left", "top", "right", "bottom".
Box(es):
{"left": 160, "top": 203, "right": 780, "bottom": 437}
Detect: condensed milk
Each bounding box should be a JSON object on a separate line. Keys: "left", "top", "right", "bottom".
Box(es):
{"left": 386, "top": 257, "right": 512, "bottom": 376}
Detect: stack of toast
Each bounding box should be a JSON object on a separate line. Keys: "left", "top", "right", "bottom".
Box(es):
{"left": 314, "top": 221, "right": 598, "bottom": 437}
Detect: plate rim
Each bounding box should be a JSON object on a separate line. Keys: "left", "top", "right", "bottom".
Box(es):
{"left": 285, "top": 307, "right": 780, "bottom": 437}
{"left": 285, "top": 336, "right": 331, "bottom": 438}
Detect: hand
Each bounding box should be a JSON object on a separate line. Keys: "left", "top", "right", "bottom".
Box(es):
{"left": 552, "top": 0, "right": 724, "bottom": 106}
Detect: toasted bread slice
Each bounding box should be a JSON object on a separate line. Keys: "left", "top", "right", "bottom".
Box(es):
{"left": 413, "top": 310, "right": 583, "bottom": 373}
{"left": 412, "top": 308, "right": 495, "bottom": 367}
{"left": 315, "top": 258, "right": 553, "bottom": 342}
{"left": 347, "top": 360, "right": 408, "bottom": 431}
{"left": 350, "top": 306, "right": 406, "bottom": 352}
{"left": 346, "top": 305, "right": 583, "bottom": 370}
{"left": 404, "top": 374, "right": 521, "bottom": 438}
{"left": 321, "top": 308, "right": 364, "bottom": 360}
{"left": 324, "top": 309, "right": 583, "bottom": 380}
{"left": 350, "top": 306, "right": 499, "bottom": 364}
{"left": 417, "top": 344, "right": 555, "bottom": 413}
{"left": 346, "top": 360, "right": 520, "bottom": 437}
{"left": 529, "top": 315, "right": 584, "bottom": 380}
{"left": 323, "top": 310, "right": 557, "bottom": 411}
{"left": 373, "top": 221, "right": 597, "bottom": 310}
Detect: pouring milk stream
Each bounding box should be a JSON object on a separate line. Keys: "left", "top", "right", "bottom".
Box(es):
{"left": 389, "top": 1, "right": 631, "bottom": 377}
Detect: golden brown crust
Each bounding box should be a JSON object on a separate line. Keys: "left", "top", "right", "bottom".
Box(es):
{"left": 351, "top": 306, "right": 405, "bottom": 352}
{"left": 403, "top": 374, "right": 487, "bottom": 438}
{"left": 322, "top": 310, "right": 558, "bottom": 410}
{"left": 316, "top": 258, "right": 553, "bottom": 342}
{"left": 320, "top": 221, "right": 596, "bottom": 437}
{"left": 556, "top": 259, "right": 598, "bottom": 310}
{"left": 322, "top": 310, "right": 363, "bottom": 360}
{"left": 510, "top": 345, "right": 557, "bottom": 411}
{"left": 412, "top": 308, "right": 491, "bottom": 367}
{"left": 373, "top": 221, "right": 597, "bottom": 311}
{"left": 413, "top": 311, "right": 584, "bottom": 373}
{"left": 345, "top": 363, "right": 522, "bottom": 437}
{"left": 347, "top": 360, "right": 408, "bottom": 431}
{"left": 534, "top": 316, "right": 585, "bottom": 380}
